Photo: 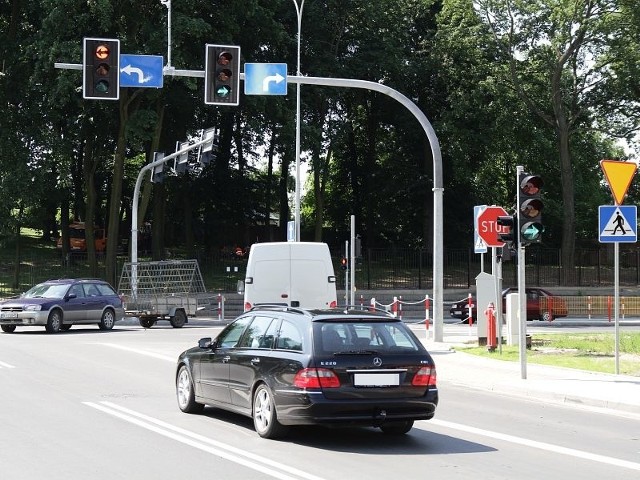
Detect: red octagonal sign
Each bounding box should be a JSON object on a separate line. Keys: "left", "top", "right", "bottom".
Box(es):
{"left": 477, "top": 206, "right": 509, "bottom": 247}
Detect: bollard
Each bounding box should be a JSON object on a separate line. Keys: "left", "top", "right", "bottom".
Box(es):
{"left": 398, "top": 296, "right": 403, "bottom": 321}
{"left": 587, "top": 295, "right": 591, "bottom": 320}
{"left": 467, "top": 293, "right": 474, "bottom": 326}
{"left": 424, "top": 295, "right": 430, "bottom": 333}
{"left": 485, "top": 302, "right": 496, "bottom": 351}
{"left": 370, "top": 297, "right": 376, "bottom": 312}
{"left": 217, "top": 293, "right": 222, "bottom": 321}
{"left": 360, "top": 294, "right": 364, "bottom": 310}
{"left": 391, "top": 296, "right": 398, "bottom": 317}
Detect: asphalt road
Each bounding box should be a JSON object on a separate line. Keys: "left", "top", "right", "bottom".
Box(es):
{"left": 1, "top": 323, "right": 639, "bottom": 480}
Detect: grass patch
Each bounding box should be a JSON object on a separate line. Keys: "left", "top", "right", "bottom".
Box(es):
{"left": 455, "top": 332, "right": 640, "bottom": 376}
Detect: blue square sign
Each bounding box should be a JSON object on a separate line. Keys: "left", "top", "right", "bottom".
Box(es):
{"left": 244, "top": 63, "right": 288, "bottom": 95}
{"left": 599, "top": 205, "right": 637, "bottom": 243}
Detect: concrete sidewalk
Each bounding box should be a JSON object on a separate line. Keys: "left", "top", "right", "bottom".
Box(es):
{"left": 423, "top": 337, "right": 640, "bottom": 416}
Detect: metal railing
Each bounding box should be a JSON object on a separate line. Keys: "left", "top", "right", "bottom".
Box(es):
{"left": 0, "top": 246, "right": 639, "bottom": 296}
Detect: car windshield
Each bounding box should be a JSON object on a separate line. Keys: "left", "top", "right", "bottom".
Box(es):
{"left": 314, "top": 321, "right": 421, "bottom": 355}
{"left": 22, "top": 283, "right": 69, "bottom": 299}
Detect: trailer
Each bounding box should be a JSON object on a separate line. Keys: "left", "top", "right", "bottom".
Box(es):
{"left": 118, "top": 260, "right": 210, "bottom": 328}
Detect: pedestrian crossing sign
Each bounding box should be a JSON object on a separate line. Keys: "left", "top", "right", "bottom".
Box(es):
{"left": 598, "top": 205, "right": 637, "bottom": 243}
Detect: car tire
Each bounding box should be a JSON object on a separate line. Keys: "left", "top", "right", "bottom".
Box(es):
{"left": 170, "top": 310, "right": 186, "bottom": 328}
{"left": 1, "top": 325, "right": 16, "bottom": 333}
{"left": 541, "top": 311, "right": 554, "bottom": 322}
{"left": 253, "top": 384, "right": 287, "bottom": 439}
{"left": 60, "top": 324, "right": 72, "bottom": 331}
{"left": 45, "top": 309, "right": 62, "bottom": 333}
{"left": 380, "top": 420, "right": 414, "bottom": 435}
{"left": 176, "top": 365, "right": 204, "bottom": 414}
{"left": 99, "top": 308, "right": 116, "bottom": 330}
{"left": 139, "top": 318, "right": 155, "bottom": 328}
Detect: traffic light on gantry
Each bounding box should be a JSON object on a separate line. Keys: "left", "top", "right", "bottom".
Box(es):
{"left": 518, "top": 173, "right": 544, "bottom": 245}
{"left": 83, "top": 38, "right": 120, "bottom": 100}
{"left": 205, "top": 44, "right": 241, "bottom": 106}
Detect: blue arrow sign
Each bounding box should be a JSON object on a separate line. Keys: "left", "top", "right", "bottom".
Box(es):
{"left": 120, "top": 55, "right": 164, "bottom": 88}
{"left": 599, "top": 205, "right": 637, "bottom": 243}
{"left": 244, "top": 63, "right": 287, "bottom": 95}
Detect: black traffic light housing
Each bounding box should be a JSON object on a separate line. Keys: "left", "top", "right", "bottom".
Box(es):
{"left": 205, "top": 44, "right": 241, "bottom": 106}
{"left": 83, "top": 38, "right": 120, "bottom": 100}
{"left": 497, "top": 214, "right": 517, "bottom": 248}
{"left": 518, "top": 173, "right": 544, "bottom": 245}
{"left": 340, "top": 257, "right": 348, "bottom": 270}
{"left": 151, "top": 152, "right": 165, "bottom": 183}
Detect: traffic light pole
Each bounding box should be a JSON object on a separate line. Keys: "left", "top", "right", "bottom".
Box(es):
{"left": 54, "top": 61, "right": 444, "bottom": 339}
{"left": 516, "top": 165, "right": 527, "bottom": 379}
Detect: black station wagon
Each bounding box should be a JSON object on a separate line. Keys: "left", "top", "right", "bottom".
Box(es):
{"left": 175, "top": 306, "right": 438, "bottom": 438}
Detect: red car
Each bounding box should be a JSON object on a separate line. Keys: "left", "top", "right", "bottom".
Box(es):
{"left": 449, "top": 287, "right": 568, "bottom": 322}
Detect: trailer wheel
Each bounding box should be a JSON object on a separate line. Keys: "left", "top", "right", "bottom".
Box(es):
{"left": 170, "top": 310, "right": 187, "bottom": 328}
{"left": 139, "top": 318, "right": 155, "bottom": 328}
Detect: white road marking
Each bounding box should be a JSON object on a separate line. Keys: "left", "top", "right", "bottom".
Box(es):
{"left": 0, "top": 360, "right": 16, "bottom": 368}
{"left": 96, "top": 343, "right": 175, "bottom": 362}
{"left": 84, "top": 401, "right": 326, "bottom": 480}
{"left": 430, "top": 418, "right": 640, "bottom": 472}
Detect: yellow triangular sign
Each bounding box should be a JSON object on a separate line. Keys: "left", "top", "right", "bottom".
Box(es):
{"left": 600, "top": 160, "right": 637, "bottom": 205}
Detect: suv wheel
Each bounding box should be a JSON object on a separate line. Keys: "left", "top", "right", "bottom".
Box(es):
{"left": 99, "top": 309, "right": 115, "bottom": 330}
{"left": 253, "top": 384, "right": 287, "bottom": 439}
{"left": 45, "top": 309, "right": 62, "bottom": 333}
{"left": 1, "top": 325, "right": 16, "bottom": 333}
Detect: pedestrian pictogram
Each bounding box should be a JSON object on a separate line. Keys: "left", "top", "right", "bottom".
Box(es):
{"left": 599, "top": 205, "right": 637, "bottom": 243}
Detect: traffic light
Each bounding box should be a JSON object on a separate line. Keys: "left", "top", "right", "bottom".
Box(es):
{"left": 340, "top": 257, "right": 348, "bottom": 270}
{"left": 83, "top": 38, "right": 120, "bottom": 100}
{"left": 497, "top": 214, "right": 517, "bottom": 248}
{"left": 518, "top": 173, "right": 544, "bottom": 245}
{"left": 205, "top": 44, "right": 241, "bottom": 106}
{"left": 151, "top": 152, "right": 165, "bottom": 183}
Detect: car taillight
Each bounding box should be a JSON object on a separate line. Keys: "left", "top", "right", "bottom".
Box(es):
{"left": 329, "top": 300, "right": 337, "bottom": 308}
{"left": 412, "top": 366, "right": 436, "bottom": 386}
{"left": 294, "top": 368, "right": 340, "bottom": 389}
{"left": 244, "top": 302, "right": 252, "bottom": 311}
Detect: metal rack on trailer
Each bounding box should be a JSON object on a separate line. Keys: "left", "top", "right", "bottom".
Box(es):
{"left": 118, "top": 260, "right": 210, "bottom": 328}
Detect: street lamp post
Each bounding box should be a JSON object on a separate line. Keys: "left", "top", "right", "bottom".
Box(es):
{"left": 292, "top": 0, "right": 304, "bottom": 241}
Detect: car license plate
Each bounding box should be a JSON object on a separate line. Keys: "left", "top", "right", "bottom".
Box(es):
{"left": 0, "top": 312, "right": 18, "bottom": 319}
{"left": 354, "top": 373, "right": 399, "bottom": 387}
{"left": 453, "top": 310, "right": 462, "bottom": 315}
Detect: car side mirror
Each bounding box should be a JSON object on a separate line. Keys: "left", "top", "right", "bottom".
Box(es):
{"left": 198, "top": 337, "right": 213, "bottom": 349}
{"left": 66, "top": 293, "right": 77, "bottom": 300}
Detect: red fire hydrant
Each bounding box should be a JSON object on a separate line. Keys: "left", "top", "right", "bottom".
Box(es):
{"left": 485, "top": 302, "right": 496, "bottom": 352}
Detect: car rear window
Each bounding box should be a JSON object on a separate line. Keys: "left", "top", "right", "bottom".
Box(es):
{"left": 314, "top": 320, "right": 421, "bottom": 354}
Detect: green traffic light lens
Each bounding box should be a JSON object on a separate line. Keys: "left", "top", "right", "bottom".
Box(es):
{"left": 521, "top": 222, "right": 544, "bottom": 241}
{"left": 215, "top": 85, "right": 231, "bottom": 98}
{"left": 95, "top": 80, "right": 110, "bottom": 93}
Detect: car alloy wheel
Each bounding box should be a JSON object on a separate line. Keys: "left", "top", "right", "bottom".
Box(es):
{"left": 99, "top": 309, "right": 115, "bottom": 330}
{"left": 252, "top": 384, "right": 287, "bottom": 439}
{"left": 46, "top": 310, "right": 62, "bottom": 333}
{"left": 176, "top": 366, "right": 204, "bottom": 414}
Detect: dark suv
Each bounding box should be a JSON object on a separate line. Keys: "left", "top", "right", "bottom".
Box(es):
{"left": 176, "top": 306, "right": 438, "bottom": 438}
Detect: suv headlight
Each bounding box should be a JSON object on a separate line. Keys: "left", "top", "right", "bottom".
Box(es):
{"left": 24, "top": 305, "right": 42, "bottom": 311}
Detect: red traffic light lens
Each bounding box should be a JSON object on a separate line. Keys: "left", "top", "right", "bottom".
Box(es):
{"left": 217, "top": 51, "right": 233, "bottom": 66}
{"left": 520, "top": 175, "right": 543, "bottom": 195}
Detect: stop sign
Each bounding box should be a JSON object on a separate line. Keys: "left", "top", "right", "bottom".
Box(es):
{"left": 477, "top": 206, "right": 509, "bottom": 247}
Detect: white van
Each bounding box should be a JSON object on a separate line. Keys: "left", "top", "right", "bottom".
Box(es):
{"left": 242, "top": 242, "right": 338, "bottom": 311}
